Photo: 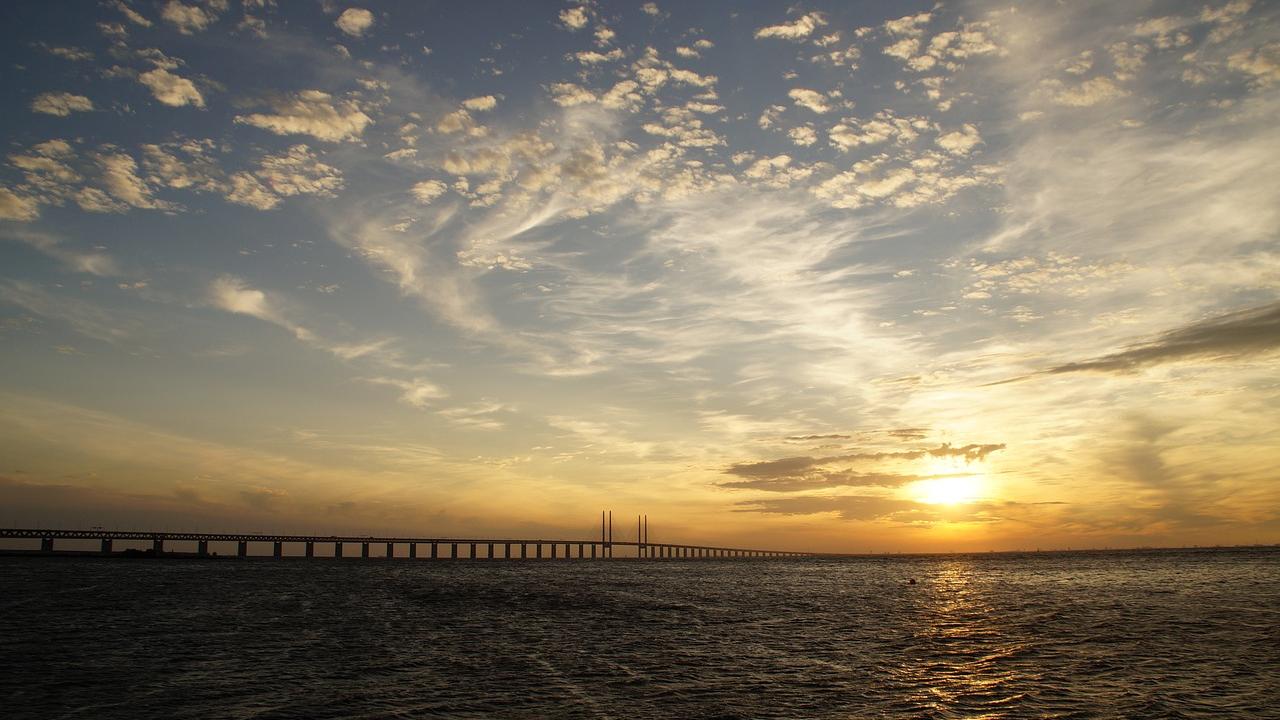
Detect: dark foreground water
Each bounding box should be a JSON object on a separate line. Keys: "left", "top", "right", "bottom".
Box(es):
{"left": 2, "top": 549, "right": 1278, "bottom": 719}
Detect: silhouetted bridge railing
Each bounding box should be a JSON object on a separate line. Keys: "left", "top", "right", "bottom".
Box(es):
{"left": 0, "top": 528, "right": 819, "bottom": 560}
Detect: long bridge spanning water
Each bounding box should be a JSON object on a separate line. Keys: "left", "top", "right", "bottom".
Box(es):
{"left": 0, "top": 513, "right": 818, "bottom": 560}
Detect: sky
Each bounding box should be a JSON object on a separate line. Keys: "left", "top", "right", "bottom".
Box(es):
{"left": 0, "top": 0, "right": 1277, "bottom": 553}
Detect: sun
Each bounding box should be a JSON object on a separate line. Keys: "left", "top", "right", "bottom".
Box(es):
{"left": 911, "top": 474, "right": 985, "bottom": 505}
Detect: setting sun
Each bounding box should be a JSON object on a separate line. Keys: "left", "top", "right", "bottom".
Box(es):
{"left": 911, "top": 475, "right": 985, "bottom": 505}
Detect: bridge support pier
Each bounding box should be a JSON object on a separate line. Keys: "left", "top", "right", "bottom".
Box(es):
{"left": 153, "top": 538, "right": 164, "bottom": 555}
{"left": 451, "top": 543, "right": 457, "bottom": 559}
{"left": 520, "top": 543, "right": 527, "bottom": 559}
{"left": 504, "top": 542, "right": 510, "bottom": 559}
{"left": 361, "top": 542, "right": 370, "bottom": 558}
{"left": 591, "top": 543, "right": 597, "bottom": 559}
{"left": 409, "top": 543, "right": 417, "bottom": 559}
{"left": 40, "top": 537, "right": 53, "bottom": 553}
{"left": 536, "top": 543, "right": 543, "bottom": 559}
{"left": 274, "top": 542, "right": 283, "bottom": 559}
{"left": 430, "top": 542, "right": 437, "bottom": 559}
{"left": 335, "top": 542, "right": 343, "bottom": 558}
{"left": 470, "top": 543, "right": 476, "bottom": 559}
{"left": 487, "top": 542, "right": 494, "bottom": 559}
{"left": 100, "top": 538, "right": 112, "bottom": 555}
{"left": 306, "top": 541, "right": 314, "bottom": 558}
{"left": 197, "top": 540, "right": 208, "bottom": 557}
{"left": 551, "top": 543, "right": 557, "bottom": 559}
{"left": 237, "top": 541, "right": 247, "bottom": 558}
{"left": 386, "top": 542, "right": 394, "bottom": 558}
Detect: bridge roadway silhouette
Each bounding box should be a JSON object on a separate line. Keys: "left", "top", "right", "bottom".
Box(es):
{"left": 0, "top": 514, "right": 818, "bottom": 560}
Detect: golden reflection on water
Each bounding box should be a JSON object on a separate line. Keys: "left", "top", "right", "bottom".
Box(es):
{"left": 893, "top": 560, "right": 1040, "bottom": 716}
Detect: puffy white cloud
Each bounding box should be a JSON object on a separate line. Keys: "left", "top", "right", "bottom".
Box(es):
{"left": 226, "top": 173, "right": 278, "bottom": 210}
{"left": 788, "top": 126, "right": 818, "bottom": 146}
{"left": 235, "top": 91, "right": 372, "bottom": 142}
{"left": 256, "top": 145, "right": 344, "bottom": 197}
{"left": 935, "top": 124, "right": 982, "bottom": 155}
{"left": 111, "top": 0, "right": 152, "bottom": 27}
{"left": 137, "top": 69, "right": 205, "bottom": 107}
{"left": 462, "top": 95, "right": 498, "bottom": 112}
{"left": 883, "top": 37, "right": 919, "bottom": 60}
{"left": 573, "top": 48, "right": 624, "bottom": 64}
{"left": 335, "top": 8, "right": 374, "bottom": 37}
{"left": 884, "top": 12, "right": 931, "bottom": 36}
{"left": 1045, "top": 77, "right": 1128, "bottom": 107}
{"left": 549, "top": 82, "right": 597, "bottom": 106}
{"left": 207, "top": 276, "right": 319, "bottom": 343}
{"left": 758, "top": 104, "right": 785, "bottom": 129}
{"left": 141, "top": 140, "right": 223, "bottom": 192}
{"left": 0, "top": 187, "right": 40, "bottom": 221}
{"left": 95, "top": 152, "right": 166, "bottom": 210}
{"left": 559, "top": 6, "right": 589, "bottom": 31}
{"left": 755, "top": 12, "right": 827, "bottom": 41}
{"left": 411, "top": 179, "right": 448, "bottom": 204}
{"left": 788, "top": 88, "right": 832, "bottom": 113}
{"left": 161, "top": 1, "right": 215, "bottom": 35}
{"left": 1228, "top": 43, "right": 1280, "bottom": 87}
{"left": 640, "top": 2, "right": 660, "bottom": 16}
{"left": 40, "top": 45, "right": 94, "bottom": 62}
{"left": 226, "top": 145, "right": 343, "bottom": 209}
{"left": 30, "top": 92, "right": 94, "bottom": 116}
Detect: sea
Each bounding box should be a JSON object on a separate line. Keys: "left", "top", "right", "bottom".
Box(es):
{"left": 2, "top": 547, "right": 1278, "bottom": 719}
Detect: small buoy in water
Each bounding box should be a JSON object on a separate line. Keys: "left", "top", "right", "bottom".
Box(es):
{"left": 908, "top": 578, "right": 917, "bottom": 585}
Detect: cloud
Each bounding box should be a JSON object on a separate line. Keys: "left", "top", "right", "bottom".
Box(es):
{"left": 30, "top": 92, "right": 94, "bottom": 116}
{"left": 788, "top": 88, "right": 832, "bottom": 113}
{"left": 884, "top": 12, "right": 931, "bottom": 36}
{"left": 335, "top": 8, "right": 374, "bottom": 37}
{"left": 410, "top": 179, "right": 448, "bottom": 204}
{"left": 736, "top": 494, "right": 921, "bottom": 521}
{"left": 1005, "top": 302, "right": 1280, "bottom": 380}
{"left": 724, "top": 443, "right": 1006, "bottom": 481}
{"left": 137, "top": 68, "right": 205, "bottom": 107}
{"left": 559, "top": 6, "right": 589, "bottom": 31}
{"left": 234, "top": 91, "right": 372, "bottom": 142}
{"left": 755, "top": 12, "right": 827, "bottom": 41}
{"left": 549, "top": 82, "right": 597, "bottom": 107}
{"left": 720, "top": 471, "right": 933, "bottom": 492}
{"left": 935, "top": 124, "right": 982, "bottom": 155}
{"left": 362, "top": 376, "right": 447, "bottom": 408}
{"left": 161, "top": 1, "right": 215, "bottom": 35}
{"left": 39, "top": 44, "right": 94, "bottom": 62}
{"left": 209, "top": 276, "right": 290, "bottom": 328}
{"left": 111, "top": 0, "right": 152, "bottom": 27}
{"left": 0, "top": 280, "right": 135, "bottom": 342}
{"left": 239, "top": 485, "right": 288, "bottom": 509}
{"left": 226, "top": 145, "right": 344, "bottom": 210}
{"left": 462, "top": 95, "right": 498, "bottom": 112}
{"left": 0, "top": 188, "right": 40, "bottom": 221}
{"left": 1, "top": 228, "right": 119, "bottom": 275}
{"left": 1045, "top": 76, "right": 1128, "bottom": 107}
{"left": 94, "top": 151, "right": 167, "bottom": 210}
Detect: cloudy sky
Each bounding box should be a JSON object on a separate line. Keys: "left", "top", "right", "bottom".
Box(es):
{"left": 1, "top": 0, "right": 1277, "bottom": 552}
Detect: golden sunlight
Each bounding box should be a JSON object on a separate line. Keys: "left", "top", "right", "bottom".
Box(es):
{"left": 911, "top": 474, "right": 985, "bottom": 505}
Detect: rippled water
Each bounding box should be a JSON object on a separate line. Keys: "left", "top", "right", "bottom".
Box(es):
{"left": 2, "top": 548, "right": 1278, "bottom": 719}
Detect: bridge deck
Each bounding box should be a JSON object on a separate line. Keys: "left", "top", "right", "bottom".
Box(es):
{"left": 0, "top": 528, "right": 817, "bottom": 558}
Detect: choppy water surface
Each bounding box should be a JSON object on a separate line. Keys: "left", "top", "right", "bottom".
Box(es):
{"left": 2, "top": 548, "right": 1278, "bottom": 719}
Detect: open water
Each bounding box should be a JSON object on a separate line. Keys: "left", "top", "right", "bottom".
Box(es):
{"left": 2, "top": 548, "right": 1278, "bottom": 719}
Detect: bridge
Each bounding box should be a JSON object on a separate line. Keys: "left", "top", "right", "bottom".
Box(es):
{"left": 0, "top": 512, "right": 819, "bottom": 560}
